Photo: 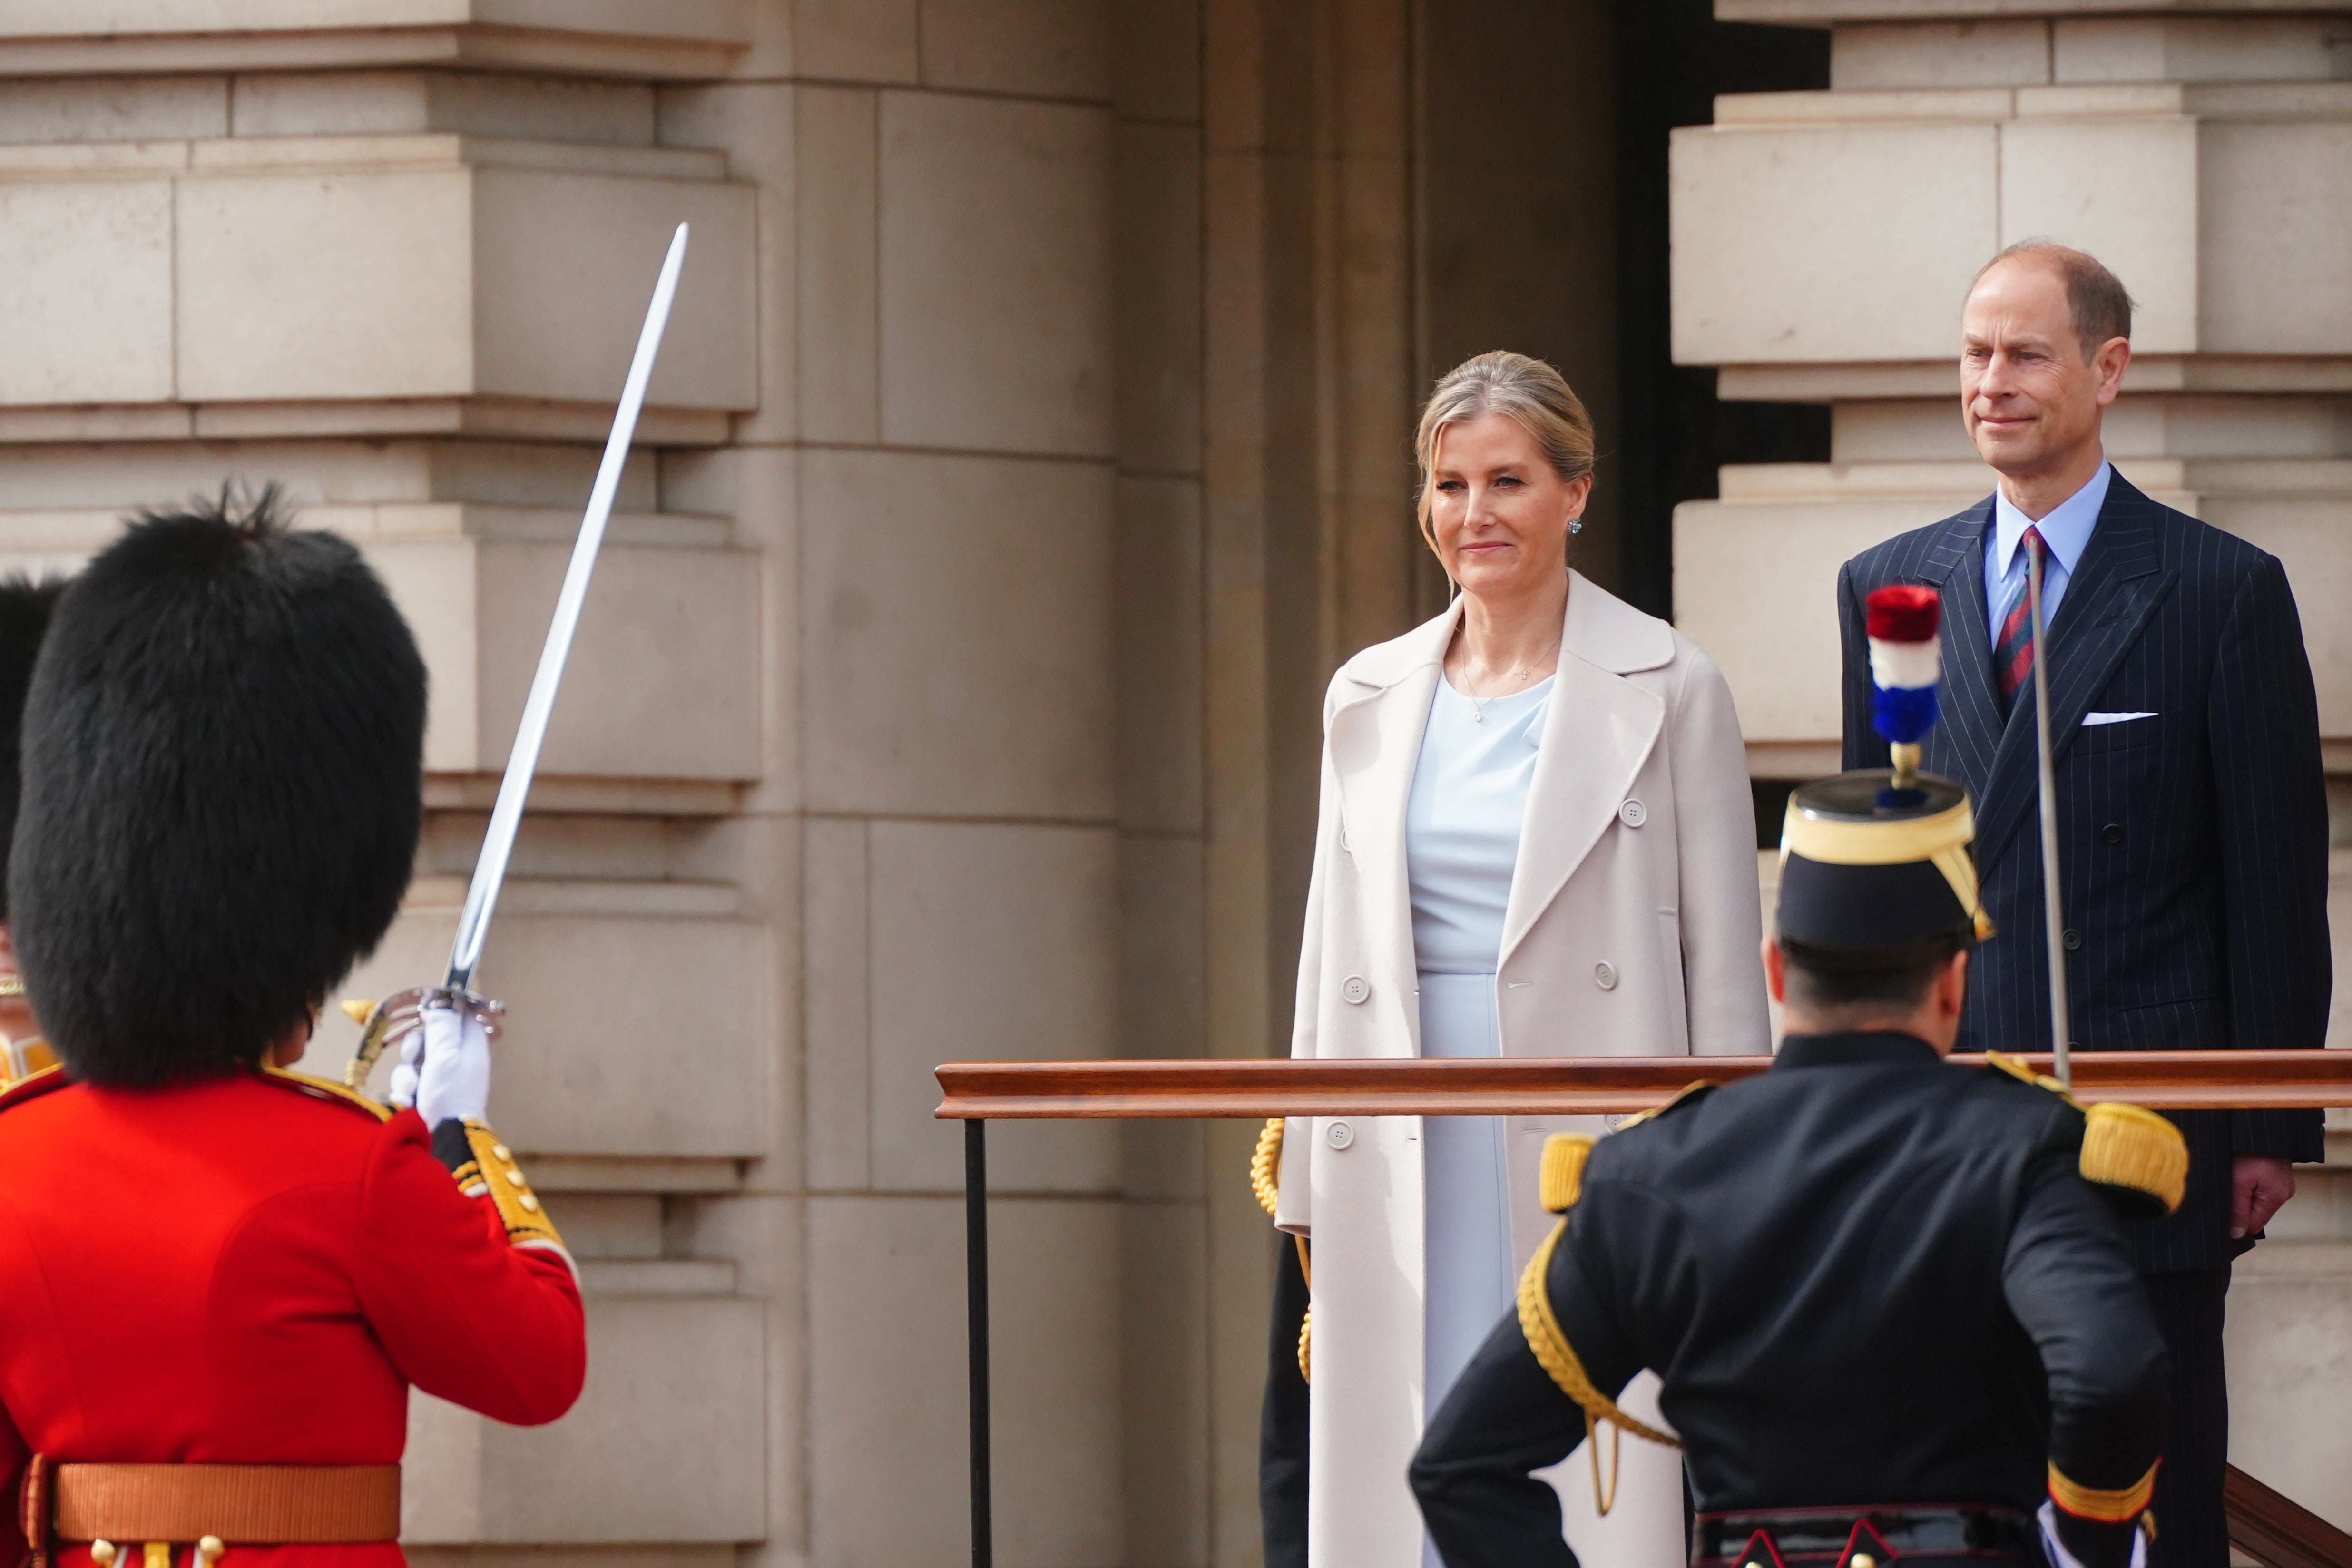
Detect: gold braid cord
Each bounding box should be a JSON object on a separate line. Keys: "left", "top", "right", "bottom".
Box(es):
{"left": 1249, "top": 1118, "right": 1313, "bottom": 1383}
{"left": 1517, "top": 1220, "right": 1678, "bottom": 1513}
{"left": 1251, "top": 1117, "right": 1284, "bottom": 1216}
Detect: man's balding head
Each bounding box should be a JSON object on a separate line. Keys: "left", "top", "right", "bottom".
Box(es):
{"left": 1960, "top": 244, "right": 2133, "bottom": 507}
{"left": 1970, "top": 242, "right": 2135, "bottom": 362}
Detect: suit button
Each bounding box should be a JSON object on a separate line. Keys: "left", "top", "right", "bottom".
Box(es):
{"left": 1341, "top": 975, "right": 1370, "bottom": 1004}
{"left": 1326, "top": 1120, "right": 1355, "bottom": 1150}
{"left": 2063, "top": 929, "right": 2083, "bottom": 951}
{"left": 2102, "top": 823, "right": 2124, "bottom": 844}
{"left": 1619, "top": 798, "right": 1646, "bottom": 828}
{"left": 1594, "top": 961, "right": 1618, "bottom": 991}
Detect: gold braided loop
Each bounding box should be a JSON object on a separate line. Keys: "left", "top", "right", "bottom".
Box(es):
{"left": 1250, "top": 1117, "right": 1284, "bottom": 1216}
{"left": 1516, "top": 1220, "right": 1677, "bottom": 1513}
{"left": 1250, "top": 1119, "right": 1313, "bottom": 1382}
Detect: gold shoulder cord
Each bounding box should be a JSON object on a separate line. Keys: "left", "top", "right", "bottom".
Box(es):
{"left": 1518, "top": 1133, "right": 1679, "bottom": 1516}
{"left": 1251, "top": 1117, "right": 1313, "bottom": 1383}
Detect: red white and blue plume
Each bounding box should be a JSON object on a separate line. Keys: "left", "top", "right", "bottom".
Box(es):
{"left": 1866, "top": 585, "right": 1942, "bottom": 746}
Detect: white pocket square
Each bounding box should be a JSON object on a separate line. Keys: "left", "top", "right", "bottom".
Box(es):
{"left": 2082, "top": 711, "right": 2156, "bottom": 726}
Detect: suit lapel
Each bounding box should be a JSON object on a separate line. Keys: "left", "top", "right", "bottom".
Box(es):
{"left": 1497, "top": 574, "right": 1668, "bottom": 969}
{"left": 1918, "top": 499, "right": 2001, "bottom": 800}
{"left": 1970, "top": 477, "right": 2170, "bottom": 870}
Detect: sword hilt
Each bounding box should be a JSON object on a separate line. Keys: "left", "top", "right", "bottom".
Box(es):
{"left": 341, "top": 986, "right": 504, "bottom": 1092}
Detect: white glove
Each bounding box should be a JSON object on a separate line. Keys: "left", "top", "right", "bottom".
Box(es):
{"left": 2038, "top": 1500, "right": 2148, "bottom": 1568}
{"left": 388, "top": 998, "right": 493, "bottom": 1129}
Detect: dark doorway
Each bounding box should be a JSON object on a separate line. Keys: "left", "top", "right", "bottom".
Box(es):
{"left": 1414, "top": 0, "right": 1832, "bottom": 620}
{"left": 1613, "top": 0, "right": 1833, "bottom": 618}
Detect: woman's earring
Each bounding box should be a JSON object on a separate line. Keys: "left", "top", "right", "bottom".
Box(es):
{"left": 1568, "top": 517, "right": 1584, "bottom": 535}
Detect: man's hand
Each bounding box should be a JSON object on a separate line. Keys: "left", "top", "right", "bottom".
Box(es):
{"left": 387, "top": 999, "right": 493, "bottom": 1130}
{"left": 2231, "top": 1154, "right": 2297, "bottom": 1240}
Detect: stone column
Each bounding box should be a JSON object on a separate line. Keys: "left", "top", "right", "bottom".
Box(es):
{"left": 1671, "top": 2, "right": 2352, "bottom": 1526}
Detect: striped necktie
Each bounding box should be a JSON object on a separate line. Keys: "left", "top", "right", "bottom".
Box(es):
{"left": 1992, "top": 526, "right": 2048, "bottom": 711}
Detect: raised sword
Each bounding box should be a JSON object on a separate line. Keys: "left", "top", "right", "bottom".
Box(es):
{"left": 344, "top": 222, "right": 692, "bottom": 1090}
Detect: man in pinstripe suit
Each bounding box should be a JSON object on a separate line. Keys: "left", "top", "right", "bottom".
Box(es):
{"left": 1836, "top": 244, "right": 2329, "bottom": 1568}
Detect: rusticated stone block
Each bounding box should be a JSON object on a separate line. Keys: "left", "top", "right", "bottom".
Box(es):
{"left": 404, "top": 1292, "right": 766, "bottom": 1544}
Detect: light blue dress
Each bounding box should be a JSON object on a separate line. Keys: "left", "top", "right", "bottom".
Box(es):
{"left": 1404, "top": 670, "right": 1552, "bottom": 1480}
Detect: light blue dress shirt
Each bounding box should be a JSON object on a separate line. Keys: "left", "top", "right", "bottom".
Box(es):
{"left": 1985, "top": 460, "right": 2111, "bottom": 638}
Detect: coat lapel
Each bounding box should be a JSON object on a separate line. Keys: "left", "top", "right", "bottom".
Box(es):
{"left": 1327, "top": 605, "right": 1454, "bottom": 1048}
{"left": 1917, "top": 498, "right": 2001, "bottom": 800}
{"left": 1970, "top": 476, "right": 2170, "bottom": 871}
{"left": 1497, "top": 574, "right": 1670, "bottom": 968}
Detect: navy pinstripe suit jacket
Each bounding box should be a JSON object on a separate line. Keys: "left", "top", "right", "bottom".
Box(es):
{"left": 1837, "top": 470, "right": 2330, "bottom": 1272}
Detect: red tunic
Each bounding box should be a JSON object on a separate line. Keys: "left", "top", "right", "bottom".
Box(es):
{"left": 0, "top": 1068, "right": 586, "bottom": 1568}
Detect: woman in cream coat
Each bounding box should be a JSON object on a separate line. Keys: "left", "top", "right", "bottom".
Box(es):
{"left": 1270, "top": 353, "right": 1768, "bottom": 1568}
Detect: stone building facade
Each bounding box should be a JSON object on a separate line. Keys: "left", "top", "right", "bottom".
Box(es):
{"left": 0, "top": 3, "right": 2342, "bottom": 1566}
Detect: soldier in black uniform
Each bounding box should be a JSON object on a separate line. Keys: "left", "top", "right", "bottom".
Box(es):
{"left": 1411, "top": 771, "right": 2182, "bottom": 1568}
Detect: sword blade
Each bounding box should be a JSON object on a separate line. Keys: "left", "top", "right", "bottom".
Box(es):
{"left": 445, "top": 222, "right": 691, "bottom": 992}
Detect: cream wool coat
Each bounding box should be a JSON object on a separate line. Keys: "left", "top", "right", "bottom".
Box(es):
{"left": 1273, "top": 572, "right": 1769, "bottom": 1568}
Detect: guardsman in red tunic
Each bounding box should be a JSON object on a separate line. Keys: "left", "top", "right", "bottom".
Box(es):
{"left": 0, "top": 492, "right": 586, "bottom": 1568}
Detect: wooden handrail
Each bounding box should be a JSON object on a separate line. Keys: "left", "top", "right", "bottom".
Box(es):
{"left": 2228, "top": 1465, "right": 2352, "bottom": 1568}
{"left": 934, "top": 1049, "right": 2352, "bottom": 1118}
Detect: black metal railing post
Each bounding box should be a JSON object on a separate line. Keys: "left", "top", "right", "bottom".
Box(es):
{"left": 965, "top": 1117, "right": 993, "bottom": 1568}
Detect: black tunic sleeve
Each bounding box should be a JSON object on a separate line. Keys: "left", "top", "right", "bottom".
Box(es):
{"left": 2002, "top": 1143, "right": 2170, "bottom": 1567}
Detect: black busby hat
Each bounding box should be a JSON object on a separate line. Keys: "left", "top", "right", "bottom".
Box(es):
{"left": 1776, "top": 771, "right": 1993, "bottom": 964}
{"left": 10, "top": 487, "right": 427, "bottom": 1087}
{"left": 0, "top": 575, "right": 67, "bottom": 920}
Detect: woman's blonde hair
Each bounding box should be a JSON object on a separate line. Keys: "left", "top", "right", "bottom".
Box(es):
{"left": 1413, "top": 351, "right": 1596, "bottom": 559}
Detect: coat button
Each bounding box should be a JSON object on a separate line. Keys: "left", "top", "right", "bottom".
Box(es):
{"left": 1326, "top": 1120, "right": 1354, "bottom": 1150}
{"left": 2101, "top": 823, "right": 2124, "bottom": 844}
{"left": 1341, "top": 975, "right": 1370, "bottom": 1004}
{"left": 2063, "top": 929, "right": 2083, "bottom": 951}
{"left": 1340, "top": 825, "right": 1351, "bottom": 852}
{"left": 1618, "top": 798, "right": 1646, "bottom": 828}
{"left": 1593, "top": 961, "right": 1618, "bottom": 990}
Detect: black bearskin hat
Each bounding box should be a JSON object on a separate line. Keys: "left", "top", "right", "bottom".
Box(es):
{"left": 10, "top": 488, "right": 427, "bottom": 1087}
{"left": 0, "top": 575, "right": 67, "bottom": 920}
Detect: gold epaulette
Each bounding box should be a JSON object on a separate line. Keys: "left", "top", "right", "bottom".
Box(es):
{"left": 1250, "top": 1117, "right": 1283, "bottom": 1217}
{"left": 258, "top": 1064, "right": 392, "bottom": 1121}
{"left": 1607, "top": 1079, "right": 1716, "bottom": 1134}
{"left": 450, "top": 1120, "right": 568, "bottom": 1254}
{"left": 1540, "top": 1133, "right": 1594, "bottom": 1214}
{"left": 2080, "top": 1102, "right": 2187, "bottom": 1215}
{"left": 1982, "top": 1052, "right": 2187, "bottom": 1216}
